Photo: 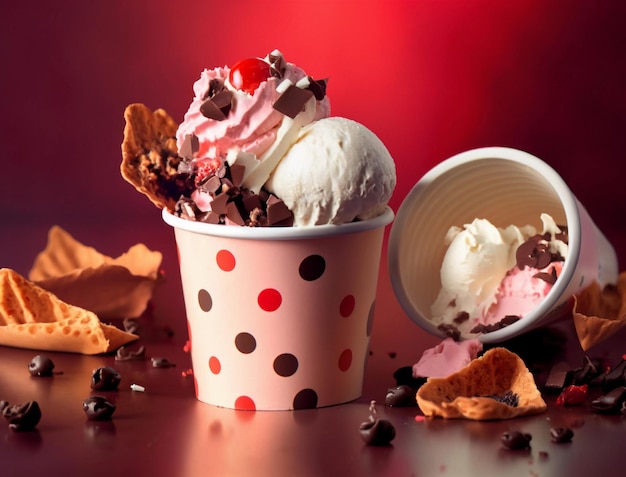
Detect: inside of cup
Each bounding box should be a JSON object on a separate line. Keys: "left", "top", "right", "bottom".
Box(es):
{"left": 389, "top": 152, "right": 573, "bottom": 341}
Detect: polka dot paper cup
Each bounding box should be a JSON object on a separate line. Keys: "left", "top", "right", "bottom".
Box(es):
{"left": 163, "top": 207, "right": 394, "bottom": 410}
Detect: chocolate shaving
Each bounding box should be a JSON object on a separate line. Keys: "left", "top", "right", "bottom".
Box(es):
{"left": 307, "top": 77, "right": 328, "bottom": 100}
{"left": 534, "top": 266, "right": 558, "bottom": 285}
{"left": 453, "top": 311, "right": 470, "bottom": 324}
{"left": 200, "top": 89, "right": 233, "bottom": 121}
{"left": 470, "top": 315, "right": 520, "bottom": 334}
{"left": 273, "top": 85, "right": 314, "bottom": 118}
{"left": 115, "top": 345, "right": 146, "bottom": 361}
{"left": 437, "top": 323, "right": 461, "bottom": 341}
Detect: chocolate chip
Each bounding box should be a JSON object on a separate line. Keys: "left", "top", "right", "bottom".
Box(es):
{"left": 91, "top": 367, "right": 121, "bottom": 391}
{"left": 2, "top": 401, "right": 42, "bottom": 432}
{"left": 482, "top": 391, "right": 519, "bottom": 407}
{"left": 385, "top": 385, "right": 418, "bottom": 407}
{"left": 534, "top": 266, "right": 558, "bottom": 285}
{"left": 550, "top": 427, "right": 574, "bottom": 443}
{"left": 28, "top": 355, "right": 55, "bottom": 377}
{"left": 453, "top": 311, "right": 470, "bottom": 324}
{"left": 273, "top": 84, "right": 314, "bottom": 118}
{"left": 437, "top": 323, "right": 461, "bottom": 341}
{"left": 82, "top": 396, "right": 116, "bottom": 421}
{"left": 591, "top": 386, "right": 626, "bottom": 413}
{"left": 359, "top": 418, "right": 396, "bottom": 446}
{"left": 307, "top": 77, "right": 328, "bottom": 100}
{"left": 470, "top": 315, "right": 520, "bottom": 334}
{"left": 500, "top": 430, "right": 532, "bottom": 450}
{"left": 571, "top": 356, "right": 600, "bottom": 385}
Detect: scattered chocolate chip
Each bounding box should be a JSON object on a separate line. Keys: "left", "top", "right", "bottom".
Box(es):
{"left": 2, "top": 401, "right": 41, "bottom": 431}
{"left": 151, "top": 357, "right": 176, "bottom": 368}
{"left": 385, "top": 385, "right": 417, "bottom": 407}
{"left": 544, "top": 362, "right": 573, "bottom": 390}
{"left": 437, "top": 323, "right": 461, "bottom": 341}
{"left": 273, "top": 84, "right": 314, "bottom": 118}
{"left": 571, "top": 356, "right": 600, "bottom": 385}
{"left": 115, "top": 345, "right": 146, "bottom": 361}
{"left": 82, "top": 396, "right": 116, "bottom": 421}
{"left": 550, "top": 427, "right": 574, "bottom": 443}
{"left": 453, "top": 311, "right": 469, "bottom": 324}
{"left": 500, "top": 430, "right": 532, "bottom": 450}
{"left": 28, "top": 355, "right": 55, "bottom": 377}
{"left": 359, "top": 418, "right": 396, "bottom": 446}
{"left": 91, "top": 367, "right": 121, "bottom": 391}
{"left": 591, "top": 386, "right": 626, "bottom": 413}
{"left": 602, "top": 358, "right": 626, "bottom": 392}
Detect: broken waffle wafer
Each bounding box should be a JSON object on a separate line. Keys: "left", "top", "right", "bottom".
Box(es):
{"left": 121, "top": 103, "right": 191, "bottom": 211}
{"left": 0, "top": 268, "right": 138, "bottom": 354}
{"left": 416, "top": 347, "right": 546, "bottom": 420}
{"left": 572, "top": 272, "right": 626, "bottom": 351}
{"left": 29, "top": 226, "right": 163, "bottom": 320}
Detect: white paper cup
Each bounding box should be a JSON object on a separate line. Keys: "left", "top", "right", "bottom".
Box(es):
{"left": 163, "top": 207, "right": 393, "bottom": 410}
{"left": 388, "top": 147, "right": 618, "bottom": 344}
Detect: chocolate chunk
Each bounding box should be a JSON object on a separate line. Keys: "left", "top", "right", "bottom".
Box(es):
{"left": 591, "top": 386, "right": 626, "bottom": 413}
{"left": 453, "top": 311, "right": 470, "bottom": 324}
{"left": 266, "top": 194, "right": 293, "bottom": 226}
{"left": 200, "top": 90, "right": 233, "bottom": 121}
{"left": 273, "top": 85, "right": 314, "bottom": 118}
{"left": 229, "top": 163, "right": 246, "bottom": 187}
{"left": 91, "top": 367, "right": 121, "bottom": 391}
{"left": 201, "top": 78, "right": 224, "bottom": 100}
{"left": 544, "top": 362, "right": 573, "bottom": 390}
{"left": 437, "top": 323, "right": 461, "bottom": 341}
{"left": 2, "top": 401, "right": 41, "bottom": 431}
{"left": 307, "top": 77, "right": 328, "bottom": 100}
{"left": 83, "top": 396, "right": 116, "bottom": 421}
{"left": 359, "top": 418, "right": 396, "bottom": 446}
{"left": 242, "top": 192, "right": 263, "bottom": 215}
{"left": 199, "top": 210, "right": 221, "bottom": 224}
{"left": 500, "top": 430, "right": 532, "bottom": 450}
{"left": 267, "top": 50, "right": 286, "bottom": 74}
{"left": 179, "top": 134, "right": 199, "bottom": 159}
{"left": 602, "top": 358, "right": 626, "bottom": 391}
{"left": 28, "top": 355, "right": 55, "bottom": 377}
{"left": 225, "top": 201, "right": 245, "bottom": 225}
{"left": 470, "top": 315, "right": 520, "bottom": 334}
{"left": 571, "top": 356, "right": 600, "bottom": 385}
{"left": 385, "top": 385, "right": 418, "bottom": 407}
{"left": 534, "top": 266, "right": 558, "bottom": 285}
{"left": 209, "top": 192, "right": 230, "bottom": 215}
{"left": 550, "top": 427, "right": 574, "bottom": 443}
{"left": 198, "top": 175, "right": 222, "bottom": 195}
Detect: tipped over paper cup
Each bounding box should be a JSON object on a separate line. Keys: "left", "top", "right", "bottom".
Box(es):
{"left": 388, "top": 147, "right": 618, "bottom": 344}
{"left": 163, "top": 207, "right": 393, "bottom": 410}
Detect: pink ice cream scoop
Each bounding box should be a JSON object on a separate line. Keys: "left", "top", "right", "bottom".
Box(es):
{"left": 412, "top": 337, "right": 483, "bottom": 378}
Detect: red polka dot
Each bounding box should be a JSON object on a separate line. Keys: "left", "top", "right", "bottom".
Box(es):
{"left": 258, "top": 288, "right": 282, "bottom": 311}
{"left": 340, "top": 295, "right": 355, "bottom": 317}
{"left": 234, "top": 395, "right": 256, "bottom": 411}
{"left": 209, "top": 356, "right": 221, "bottom": 374}
{"left": 338, "top": 348, "right": 352, "bottom": 371}
{"left": 216, "top": 249, "right": 236, "bottom": 271}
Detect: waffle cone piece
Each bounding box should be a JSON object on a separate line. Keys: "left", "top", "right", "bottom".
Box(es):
{"left": 0, "top": 268, "right": 138, "bottom": 354}
{"left": 29, "top": 226, "right": 162, "bottom": 320}
{"left": 416, "top": 347, "right": 546, "bottom": 420}
{"left": 121, "top": 103, "right": 191, "bottom": 211}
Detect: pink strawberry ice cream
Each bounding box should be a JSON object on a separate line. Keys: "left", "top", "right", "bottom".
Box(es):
{"left": 412, "top": 337, "right": 483, "bottom": 378}
{"left": 170, "top": 49, "right": 396, "bottom": 227}
{"left": 431, "top": 213, "right": 568, "bottom": 337}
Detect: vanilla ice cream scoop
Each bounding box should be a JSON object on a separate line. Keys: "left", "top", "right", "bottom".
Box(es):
{"left": 265, "top": 117, "right": 396, "bottom": 226}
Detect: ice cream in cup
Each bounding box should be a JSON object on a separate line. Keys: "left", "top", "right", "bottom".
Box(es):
{"left": 120, "top": 50, "right": 396, "bottom": 409}
{"left": 388, "top": 146, "right": 618, "bottom": 344}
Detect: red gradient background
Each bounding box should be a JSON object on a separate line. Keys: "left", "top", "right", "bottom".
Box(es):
{"left": 1, "top": 1, "right": 626, "bottom": 334}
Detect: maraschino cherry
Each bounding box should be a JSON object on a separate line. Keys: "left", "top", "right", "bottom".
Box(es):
{"left": 228, "top": 58, "right": 276, "bottom": 95}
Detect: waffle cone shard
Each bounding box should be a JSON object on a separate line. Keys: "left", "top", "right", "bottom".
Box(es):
{"left": 0, "top": 268, "right": 138, "bottom": 354}
{"left": 29, "top": 226, "right": 163, "bottom": 320}
{"left": 120, "top": 103, "right": 190, "bottom": 211}
{"left": 416, "top": 347, "right": 546, "bottom": 420}
{"left": 572, "top": 273, "right": 626, "bottom": 351}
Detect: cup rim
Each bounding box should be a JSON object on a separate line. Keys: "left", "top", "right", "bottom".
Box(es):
{"left": 162, "top": 206, "right": 394, "bottom": 240}
{"left": 388, "top": 146, "right": 582, "bottom": 343}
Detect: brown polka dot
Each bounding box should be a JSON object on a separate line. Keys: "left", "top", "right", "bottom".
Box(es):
{"left": 198, "top": 289, "right": 213, "bottom": 312}
{"left": 273, "top": 353, "right": 298, "bottom": 377}
{"left": 293, "top": 389, "right": 318, "bottom": 409}
{"left": 235, "top": 332, "right": 256, "bottom": 354}
{"left": 298, "top": 254, "right": 325, "bottom": 281}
